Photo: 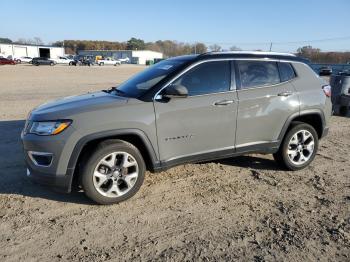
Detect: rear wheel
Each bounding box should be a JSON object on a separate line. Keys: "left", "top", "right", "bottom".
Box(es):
{"left": 339, "top": 106, "right": 349, "bottom": 116}
{"left": 80, "top": 140, "right": 145, "bottom": 205}
{"left": 50, "top": 62, "right": 54, "bottom": 66}
{"left": 273, "top": 123, "right": 318, "bottom": 171}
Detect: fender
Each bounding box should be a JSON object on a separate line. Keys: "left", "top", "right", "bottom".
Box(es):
{"left": 66, "top": 128, "right": 160, "bottom": 178}
{"left": 277, "top": 109, "right": 326, "bottom": 143}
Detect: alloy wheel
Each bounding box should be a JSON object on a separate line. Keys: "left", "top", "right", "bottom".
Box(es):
{"left": 287, "top": 130, "right": 315, "bottom": 166}
{"left": 93, "top": 151, "right": 139, "bottom": 198}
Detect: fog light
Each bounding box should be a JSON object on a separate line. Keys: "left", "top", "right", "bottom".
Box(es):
{"left": 28, "top": 151, "right": 53, "bottom": 167}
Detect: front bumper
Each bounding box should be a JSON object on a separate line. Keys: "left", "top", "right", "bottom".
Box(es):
{"left": 26, "top": 167, "right": 74, "bottom": 193}
{"left": 21, "top": 126, "right": 79, "bottom": 193}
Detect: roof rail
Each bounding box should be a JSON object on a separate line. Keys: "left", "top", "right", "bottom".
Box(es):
{"left": 199, "top": 51, "right": 296, "bottom": 57}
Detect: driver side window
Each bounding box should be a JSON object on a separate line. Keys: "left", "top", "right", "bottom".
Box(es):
{"left": 173, "top": 61, "right": 231, "bottom": 96}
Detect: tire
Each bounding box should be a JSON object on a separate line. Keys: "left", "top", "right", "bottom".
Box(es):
{"left": 80, "top": 139, "right": 146, "bottom": 205}
{"left": 273, "top": 122, "right": 318, "bottom": 171}
{"left": 50, "top": 62, "right": 54, "bottom": 66}
{"left": 69, "top": 62, "right": 73, "bottom": 66}
{"left": 99, "top": 62, "right": 104, "bottom": 66}
{"left": 339, "top": 106, "right": 349, "bottom": 116}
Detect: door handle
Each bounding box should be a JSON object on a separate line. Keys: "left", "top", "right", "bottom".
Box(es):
{"left": 277, "top": 91, "right": 293, "bottom": 97}
{"left": 214, "top": 100, "right": 234, "bottom": 106}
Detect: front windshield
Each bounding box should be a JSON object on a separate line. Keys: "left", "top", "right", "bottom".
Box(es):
{"left": 114, "top": 59, "right": 186, "bottom": 98}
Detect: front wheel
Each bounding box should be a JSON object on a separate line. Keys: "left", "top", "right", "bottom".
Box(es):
{"left": 80, "top": 139, "right": 145, "bottom": 205}
{"left": 273, "top": 123, "right": 318, "bottom": 171}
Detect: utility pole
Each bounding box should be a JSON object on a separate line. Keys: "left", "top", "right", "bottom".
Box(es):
{"left": 269, "top": 42, "right": 273, "bottom": 51}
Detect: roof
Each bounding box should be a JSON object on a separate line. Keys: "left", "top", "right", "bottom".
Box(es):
{"left": 79, "top": 49, "right": 161, "bottom": 53}
{"left": 195, "top": 51, "right": 308, "bottom": 63}
{"left": 0, "top": 42, "right": 63, "bottom": 48}
{"left": 206, "top": 51, "right": 296, "bottom": 57}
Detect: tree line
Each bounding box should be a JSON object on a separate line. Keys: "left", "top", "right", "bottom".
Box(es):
{"left": 1, "top": 37, "right": 350, "bottom": 63}
{"left": 51, "top": 38, "right": 209, "bottom": 57}
{"left": 296, "top": 46, "right": 350, "bottom": 64}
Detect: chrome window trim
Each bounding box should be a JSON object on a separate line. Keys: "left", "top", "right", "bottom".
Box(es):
{"left": 153, "top": 58, "right": 306, "bottom": 100}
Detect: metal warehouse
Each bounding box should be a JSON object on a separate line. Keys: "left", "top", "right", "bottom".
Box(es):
{"left": 0, "top": 43, "right": 64, "bottom": 59}
{"left": 78, "top": 50, "right": 163, "bottom": 65}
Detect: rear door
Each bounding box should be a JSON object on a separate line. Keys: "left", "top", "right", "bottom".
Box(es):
{"left": 154, "top": 60, "right": 238, "bottom": 162}
{"left": 235, "top": 60, "right": 300, "bottom": 149}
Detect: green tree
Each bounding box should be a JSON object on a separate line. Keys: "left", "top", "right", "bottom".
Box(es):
{"left": 0, "top": 37, "right": 12, "bottom": 44}
{"left": 126, "top": 37, "right": 145, "bottom": 50}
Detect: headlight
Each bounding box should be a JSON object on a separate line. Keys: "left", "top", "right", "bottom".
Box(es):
{"left": 29, "top": 120, "right": 72, "bottom": 136}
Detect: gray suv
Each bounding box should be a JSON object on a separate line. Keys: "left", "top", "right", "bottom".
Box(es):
{"left": 21, "top": 52, "right": 332, "bottom": 204}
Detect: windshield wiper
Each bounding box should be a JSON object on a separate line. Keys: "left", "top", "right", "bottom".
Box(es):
{"left": 102, "top": 86, "right": 126, "bottom": 96}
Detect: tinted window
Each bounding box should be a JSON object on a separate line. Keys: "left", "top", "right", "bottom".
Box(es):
{"left": 279, "top": 62, "right": 296, "bottom": 82}
{"left": 116, "top": 59, "right": 187, "bottom": 98}
{"left": 237, "top": 61, "right": 280, "bottom": 89}
{"left": 174, "top": 61, "right": 230, "bottom": 96}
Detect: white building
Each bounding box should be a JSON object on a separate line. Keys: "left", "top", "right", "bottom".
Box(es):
{"left": 78, "top": 50, "right": 163, "bottom": 65}
{"left": 0, "top": 43, "right": 65, "bottom": 59}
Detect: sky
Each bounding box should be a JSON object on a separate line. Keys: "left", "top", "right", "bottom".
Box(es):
{"left": 2, "top": 0, "right": 350, "bottom": 52}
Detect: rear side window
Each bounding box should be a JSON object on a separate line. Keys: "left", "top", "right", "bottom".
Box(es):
{"left": 237, "top": 61, "right": 280, "bottom": 89}
{"left": 279, "top": 62, "right": 296, "bottom": 82}
{"left": 174, "top": 61, "right": 231, "bottom": 96}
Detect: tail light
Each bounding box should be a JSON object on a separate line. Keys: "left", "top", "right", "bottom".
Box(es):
{"left": 322, "top": 85, "right": 331, "bottom": 97}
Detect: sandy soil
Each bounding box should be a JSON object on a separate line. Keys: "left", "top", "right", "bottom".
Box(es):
{"left": 0, "top": 65, "right": 349, "bottom": 261}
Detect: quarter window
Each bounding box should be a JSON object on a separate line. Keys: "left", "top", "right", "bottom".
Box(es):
{"left": 279, "top": 62, "right": 296, "bottom": 82}
{"left": 237, "top": 61, "right": 280, "bottom": 89}
{"left": 173, "top": 61, "right": 231, "bottom": 96}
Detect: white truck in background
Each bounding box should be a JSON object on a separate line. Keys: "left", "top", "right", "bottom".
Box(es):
{"left": 97, "top": 58, "right": 121, "bottom": 66}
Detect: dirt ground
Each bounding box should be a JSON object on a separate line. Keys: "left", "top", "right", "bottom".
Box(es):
{"left": 0, "top": 65, "right": 349, "bottom": 261}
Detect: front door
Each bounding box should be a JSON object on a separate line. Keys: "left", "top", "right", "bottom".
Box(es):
{"left": 153, "top": 60, "right": 238, "bottom": 163}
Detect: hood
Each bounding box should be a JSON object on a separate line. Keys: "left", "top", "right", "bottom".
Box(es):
{"left": 30, "top": 91, "right": 129, "bottom": 121}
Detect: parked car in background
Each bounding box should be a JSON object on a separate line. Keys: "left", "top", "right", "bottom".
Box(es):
{"left": 118, "top": 57, "right": 130, "bottom": 63}
{"left": 31, "top": 57, "right": 56, "bottom": 66}
{"left": 52, "top": 56, "right": 75, "bottom": 65}
{"left": 330, "top": 71, "right": 350, "bottom": 116}
{"left": 97, "top": 58, "right": 121, "bottom": 66}
{"left": 71, "top": 55, "right": 95, "bottom": 66}
{"left": 0, "top": 57, "right": 16, "bottom": 65}
{"left": 319, "top": 66, "right": 332, "bottom": 76}
{"left": 14, "top": 56, "right": 32, "bottom": 63}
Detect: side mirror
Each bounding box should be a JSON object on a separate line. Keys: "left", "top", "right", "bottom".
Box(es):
{"left": 163, "top": 84, "right": 188, "bottom": 98}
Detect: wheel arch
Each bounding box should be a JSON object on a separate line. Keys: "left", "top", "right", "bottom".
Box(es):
{"left": 278, "top": 109, "right": 326, "bottom": 142}
{"left": 67, "top": 129, "right": 160, "bottom": 190}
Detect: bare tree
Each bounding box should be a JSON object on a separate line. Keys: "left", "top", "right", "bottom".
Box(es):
{"left": 33, "top": 37, "right": 44, "bottom": 45}
{"left": 209, "top": 44, "right": 222, "bottom": 52}
{"left": 229, "top": 46, "right": 241, "bottom": 51}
